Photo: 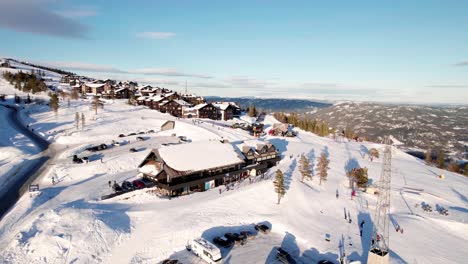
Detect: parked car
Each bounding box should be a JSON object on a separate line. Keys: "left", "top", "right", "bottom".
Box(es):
{"left": 118, "top": 134, "right": 126, "bottom": 138}
{"left": 240, "top": 230, "right": 255, "bottom": 240}
{"left": 112, "top": 140, "right": 121, "bottom": 146}
{"left": 213, "top": 236, "right": 234, "bottom": 248}
{"left": 162, "top": 259, "right": 179, "bottom": 264}
{"left": 72, "top": 155, "right": 83, "bottom": 164}
{"left": 136, "top": 136, "right": 145, "bottom": 141}
{"left": 318, "top": 260, "right": 334, "bottom": 264}
{"left": 132, "top": 180, "right": 145, "bottom": 189}
{"left": 139, "top": 177, "right": 154, "bottom": 187}
{"left": 255, "top": 224, "right": 271, "bottom": 234}
{"left": 178, "top": 136, "right": 188, "bottom": 142}
{"left": 112, "top": 183, "right": 123, "bottom": 192}
{"left": 129, "top": 148, "right": 138, "bottom": 152}
{"left": 147, "top": 129, "right": 155, "bottom": 134}
{"left": 276, "top": 247, "right": 293, "bottom": 264}
{"left": 122, "top": 181, "right": 133, "bottom": 191}
{"left": 128, "top": 133, "right": 136, "bottom": 136}
{"left": 230, "top": 123, "right": 240, "bottom": 129}
{"left": 138, "top": 131, "right": 145, "bottom": 135}
{"left": 224, "top": 233, "right": 245, "bottom": 245}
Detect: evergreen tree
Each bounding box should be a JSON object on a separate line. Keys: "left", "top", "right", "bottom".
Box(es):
{"left": 299, "top": 154, "right": 312, "bottom": 182}
{"left": 437, "top": 149, "right": 445, "bottom": 169}
{"left": 425, "top": 146, "right": 432, "bottom": 165}
{"left": 75, "top": 112, "right": 80, "bottom": 129}
{"left": 90, "top": 96, "right": 104, "bottom": 115}
{"left": 248, "top": 104, "right": 257, "bottom": 117}
{"left": 273, "top": 169, "right": 286, "bottom": 204}
{"left": 81, "top": 113, "right": 85, "bottom": 130}
{"left": 317, "top": 152, "right": 330, "bottom": 185}
{"left": 49, "top": 93, "right": 59, "bottom": 114}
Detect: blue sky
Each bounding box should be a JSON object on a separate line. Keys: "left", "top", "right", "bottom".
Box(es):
{"left": 1, "top": 0, "right": 467, "bottom": 104}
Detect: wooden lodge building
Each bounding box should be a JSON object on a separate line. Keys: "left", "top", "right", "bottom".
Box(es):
{"left": 138, "top": 140, "right": 280, "bottom": 196}
{"left": 160, "top": 99, "right": 192, "bottom": 117}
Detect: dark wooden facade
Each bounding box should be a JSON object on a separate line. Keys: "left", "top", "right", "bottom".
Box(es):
{"left": 197, "top": 103, "right": 220, "bottom": 120}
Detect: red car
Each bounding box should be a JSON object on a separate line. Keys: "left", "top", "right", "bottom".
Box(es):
{"left": 132, "top": 180, "right": 145, "bottom": 189}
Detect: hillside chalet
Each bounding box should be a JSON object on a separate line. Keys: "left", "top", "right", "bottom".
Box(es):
{"left": 160, "top": 99, "right": 192, "bottom": 117}
{"left": 138, "top": 141, "right": 280, "bottom": 196}
{"left": 194, "top": 103, "right": 220, "bottom": 120}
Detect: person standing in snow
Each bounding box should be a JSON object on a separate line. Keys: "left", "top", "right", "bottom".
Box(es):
{"left": 52, "top": 176, "right": 55, "bottom": 185}
{"left": 336, "top": 189, "right": 339, "bottom": 199}
{"left": 100, "top": 158, "right": 103, "bottom": 163}
{"left": 108, "top": 180, "right": 112, "bottom": 188}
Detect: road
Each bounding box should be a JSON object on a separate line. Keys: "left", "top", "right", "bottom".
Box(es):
{"left": 0, "top": 105, "right": 53, "bottom": 220}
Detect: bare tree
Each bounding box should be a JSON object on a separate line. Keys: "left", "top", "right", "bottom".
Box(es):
{"left": 90, "top": 96, "right": 104, "bottom": 115}
{"left": 75, "top": 112, "right": 80, "bottom": 129}
{"left": 81, "top": 113, "right": 85, "bottom": 130}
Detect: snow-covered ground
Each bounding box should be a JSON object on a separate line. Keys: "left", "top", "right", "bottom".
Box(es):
{"left": 0, "top": 71, "right": 467, "bottom": 263}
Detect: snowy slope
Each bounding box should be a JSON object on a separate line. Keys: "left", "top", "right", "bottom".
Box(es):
{"left": 0, "top": 98, "right": 466, "bottom": 264}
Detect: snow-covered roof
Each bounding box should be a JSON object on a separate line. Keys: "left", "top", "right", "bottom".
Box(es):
{"left": 158, "top": 141, "right": 245, "bottom": 172}
{"left": 213, "top": 103, "right": 231, "bottom": 111}
{"left": 174, "top": 99, "right": 192, "bottom": 106}
{"left": 85, "top": 83, "right": 106, "bottom": 88}
{"left": 193, "top": 103, "right": 208, "bottom": 110}
{"left": 138, "top": 163, "right": 161, "bottom": 176}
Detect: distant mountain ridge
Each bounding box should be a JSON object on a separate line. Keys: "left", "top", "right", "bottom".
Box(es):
{"left": 311, "top": 102, "right": 468, "bottom": 157}
{"left": 206, "top": 96, "right": 332, "bottom": 113}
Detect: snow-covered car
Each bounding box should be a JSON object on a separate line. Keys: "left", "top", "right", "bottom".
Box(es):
{"left": 112, "top": 141, "right": 121, "bottom": 146}
{"left": 162, "top": 259, "right": 179, "bottom": 264}
{"left": 178, "top": 136, "right": 188, "bottom": 142}
{"left": 129, "top": 148, "right": 138, "bottom": 152}
{"left": 128, "top": 133, "right": 136, "bottom": 136}
{"left": 240, "top": 230, "right": 255, "bottom": 240}
{"left": 118, "top": 134, "right": 126, "bottom": 138}
{"left": 224, "top": 232, "right": 245, "bottom": 245}
{"left": 254, "top": 224, "right": 270, "bottom": 234}
{"left": 212, "top": 236, "right": 234, "bottom": 248}
{"left": 138, "top": 131, "right": 145, "bottom": 135}
{"left": 136, "top": 136, "right": 145, "bottom": 141}
{"left": 147, "top": 129, "right": 155, "bottom": 134}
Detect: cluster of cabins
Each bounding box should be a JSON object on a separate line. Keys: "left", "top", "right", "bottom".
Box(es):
{"left": 138, "top": 140, "right": 281, "bottom": 196}
{"left": 60, "top": 75, "right": 242, "bottom": 121}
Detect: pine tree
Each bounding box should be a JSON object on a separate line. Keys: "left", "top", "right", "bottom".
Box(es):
{"left": 75, "top": 112, "right": 80, "bottom": 129}
{"left": 273, "top": 169, "right": 286, "bottom": 204}
{"left": 49, "top": 93, "right": 59, "bottom": 114}
{"left": 437, "top": 149, "right": 445, "bottom": 169}
{"left": 317, "top": 152, "right": 330, "bottom": 185}
{"left": 81, "top": 113, "right": 85, "bottom": 130}
{"left": 90, "top": 96, "right": 104, "bottom": 115}
{"left": 299, "top": 154, "right": 312, "bottom": 182}
{"left": 425, "top": 147, "right": 432, "bottom": 165}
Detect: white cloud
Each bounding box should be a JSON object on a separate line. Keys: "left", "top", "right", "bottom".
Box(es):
{"left": 136, "top": 32, "right": 176, "bottom": 39}
{"left": 41, "top": 61, "right": 124, "bottom": 73}
{"left": 54, "top": 8, "right": 97, "bottom": 18}
{"left": 131, "top": 68, "right": 212, "bottom": 78}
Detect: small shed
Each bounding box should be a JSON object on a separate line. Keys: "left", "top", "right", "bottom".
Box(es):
{"left": 161, "top": 120, "right": 175, "bottom": 131}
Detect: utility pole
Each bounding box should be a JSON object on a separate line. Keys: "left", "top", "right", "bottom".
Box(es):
{"left": 185, "top": 80, "right": 188, "bottom": 95}
{"left": 368, "top": 137, "right": 392, "bottom": 264}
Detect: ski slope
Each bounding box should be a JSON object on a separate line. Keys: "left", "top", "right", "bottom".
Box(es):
{"left": 0, "top": 88, "right": 467, "bottom": 263}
